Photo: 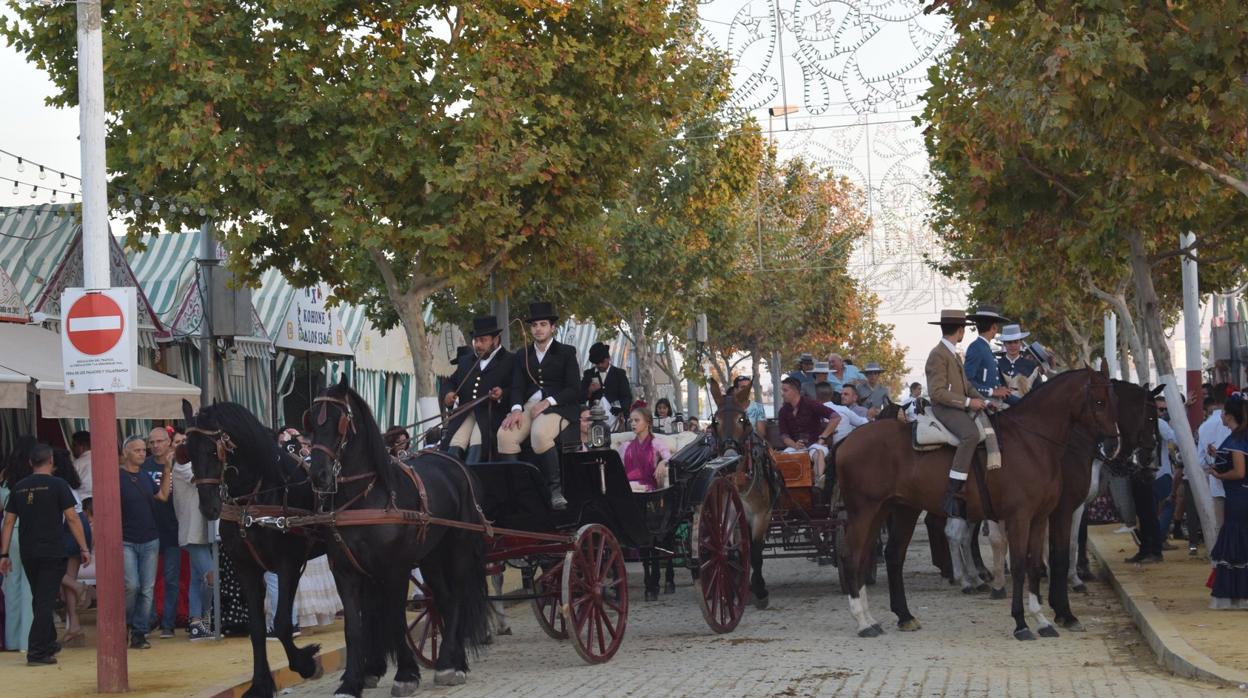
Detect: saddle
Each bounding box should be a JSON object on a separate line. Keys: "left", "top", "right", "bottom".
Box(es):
{"left": 909, "top": 398, "right": 983, "bottom": 451}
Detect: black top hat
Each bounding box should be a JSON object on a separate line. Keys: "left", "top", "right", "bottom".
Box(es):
{"left": 928, "top": 309, "right": 975, "bottom": 326}
{"left": 470, "top": 315, "right": 502, "bottom": 338}
{"left": 449, "top": 345, "right": 473, "bottom": 366}
{"left": 968, "top": 305, "right": 1011, "bottom": 324}
{"left": 526, "top": 301, "right": 559, "bottom": 323}
{"left": 588, "top": 342, "right": 610, "bottom": 364}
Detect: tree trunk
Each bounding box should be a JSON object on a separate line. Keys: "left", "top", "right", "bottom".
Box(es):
{"left": 1125, "top": 230, "right": 1217, "bottom": 549}
{"left": 1117, "top": 314, "right": 1132, "bottom": 382}
{"left": 1086, "top": 278, "right": 1149, "bottom": 381}
{"left": 656, "top": 343, "right": 684, "bottom": 413}
{"left": 749, "top": 344, "right": 763, "bottom": 403}
{"left": 631, "top": 309, "right": 659, "bottom": 406}
{"left": 396, "top": 292, "right": 436, "bottom": 397}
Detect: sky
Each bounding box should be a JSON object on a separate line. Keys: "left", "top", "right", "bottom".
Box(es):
{"left": 1, "top": 2, "right": 965, "bottom": 388}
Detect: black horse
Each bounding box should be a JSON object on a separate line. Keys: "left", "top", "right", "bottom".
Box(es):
{"left": 305, "top": 377, "right": 490, "bottom": 697}
{"left": 181, "top": 400, "right": 325, "bottom": 698}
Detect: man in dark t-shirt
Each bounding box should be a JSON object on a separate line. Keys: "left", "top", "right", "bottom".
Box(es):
{"left": 1, "top": 443, "right": 90, "bottom": 665}
{"left": 142, "top": 427, "right": 182, "bottom": 638}
{"left": 120, "top": 435, "right": 171, "bottom": 648}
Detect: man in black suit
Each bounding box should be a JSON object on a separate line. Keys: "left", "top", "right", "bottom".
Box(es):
{"left": 498, "top": 302, "right": 581, "bottom": 509}
{"left": 441, "top": 316, "right": 512, "bottom": 462}
{"left": 581, "top": 341, "right": 633, "bottom": 427}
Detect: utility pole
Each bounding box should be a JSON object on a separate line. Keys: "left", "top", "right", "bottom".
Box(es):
{"left": 1103, "top": 313, "right": 1120, "bottom": 379}
{"left": 1181, "top": 232, "right": 1204, "bottom": 430}
{"left": 77, "top": 0, "right": 126, "bottom": 689}
{"left": 197, "top": 220, "right": 223, "bottom": 640}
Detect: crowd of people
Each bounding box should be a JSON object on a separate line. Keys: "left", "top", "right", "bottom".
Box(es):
{"left": 0, "top": 423, "right": 345, "bottom": 665}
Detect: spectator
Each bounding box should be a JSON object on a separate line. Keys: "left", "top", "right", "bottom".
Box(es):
{"left": 817, "top": 382, "right": 869, "bottom": 445}
{"left": 2, "top": 436, "right": 38, "bottom": 653}
{"left": 793, "top": 354, "right": 818, "bottom": 399}
{"left": 120, "top": 435, "right": 172, "bottom": 649}
{"left": 1198, "top": 385, "right": 1233, "bottom": 541}
{"left": 70, "top": 431, "right": 93, "bottom": 519}
{"left": 811, "top": 361, "right": 831, "bottom": 386}
{"left": 143, "top": 427, "right": 181, "bottom": 639}
{"left": 653, "top": 398, "right": 675, "bottom": 434}
{"left": 1, "top": 443, "right": 89, "bottom": 665}
{"left": 777, "top": 376, "right": 839, "bottom": 486}
{"left": 826, "top": 353, "right": 865, "bottom": 392}
{"left": 51, "top": 449, "right": 91, "bottom": 648}
{"left": 170, "top": 441, "right": 215, "bottom": 640}
{"left": 859, "top": 362, "right": 892, "bottom": 413}
{"left": 840, "top": 385, "right": 869, "bottom": 419}
{"left": 1209, "top": 392, "right": 1248, "bottom": 609}
{"left": 731, "top": 376, "right": 767, "bottom": 427}
{"left": 1154, "top": 398, "right": 1181, "bottom": 550}
{"left": 686, "top": 417, "right": 701, "bottom": 434}
{"left": 383, "top": 427, "right": 411, "bottom": 458}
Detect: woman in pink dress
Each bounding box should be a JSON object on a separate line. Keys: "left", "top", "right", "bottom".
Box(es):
{"left": 616, "top": 407, "right": 672, "bottom": 600}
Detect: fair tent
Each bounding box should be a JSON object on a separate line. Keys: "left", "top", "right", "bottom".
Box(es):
{"left": 0, "top": 323, "right": 200, "bottom": 419}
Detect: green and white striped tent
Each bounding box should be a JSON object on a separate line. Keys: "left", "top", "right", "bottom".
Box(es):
{"left": 127, "top": 230, "right": 275, "bottom": 425}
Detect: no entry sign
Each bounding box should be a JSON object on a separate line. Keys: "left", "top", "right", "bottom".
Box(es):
{"left": 61, "top": 288, "right": 137, "bottom": 394}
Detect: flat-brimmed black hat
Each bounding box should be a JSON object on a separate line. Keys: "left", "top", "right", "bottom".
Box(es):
{"left": 968, "top": 305, "right": 1011, "bottom": 324}
{"left": 470, "top": 315, "right": 502, "bottom": 338}
{"left": 588, "top": 342, "right": 610, "bottom": 364}
{"left": 526, "top": 301, "right": 558, "bottom": 323}
{"left": 928, "top": 309, "right": 975, "bottom": 326}
{"left": 449, "top": 345, "right": 473, "bottom": 366}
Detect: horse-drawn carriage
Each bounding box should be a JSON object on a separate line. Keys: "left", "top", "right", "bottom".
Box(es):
{"left": 407, "top": 434, "right": 756, "bottom": 667}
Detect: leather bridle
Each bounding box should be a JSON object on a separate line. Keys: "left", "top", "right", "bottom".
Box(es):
{"left": 305, "top": 395, "right": 360, "bottom": 495}
{"left": 185, "top": 425, "right": 239, "bottom": 501}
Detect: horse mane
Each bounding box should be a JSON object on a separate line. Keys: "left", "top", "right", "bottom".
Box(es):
{"left": 199, "top": 401, "right": 298, "bottom": 485}
{"left": 330, "top": 382, "right": 403, "bottom": 496}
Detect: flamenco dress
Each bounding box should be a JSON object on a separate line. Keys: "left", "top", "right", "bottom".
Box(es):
{"left": 1210, "top": 432, "right": 1248, "bottom": 609}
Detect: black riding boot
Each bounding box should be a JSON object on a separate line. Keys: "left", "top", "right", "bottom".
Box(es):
{"left": 942, "top": 476, "right": 968, "bottom": 520}
{"left": 447, "top": 446, "right": 467, "bottom": 462}
{"left": 538, "top": 449, "right": 567, "bottom": 510}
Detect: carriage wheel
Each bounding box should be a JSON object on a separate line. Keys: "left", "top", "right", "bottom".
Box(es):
{"left": 406, "top": 577, "right": 440, "bottom": 669}
{"left": 530, "top": 560, "right": 567, "bottom": 640}
{"left": 561, "top": 524, "right": 628, "bottom": 664}
{"left": 693, "top": 477, "right": 751, "bottom": 634}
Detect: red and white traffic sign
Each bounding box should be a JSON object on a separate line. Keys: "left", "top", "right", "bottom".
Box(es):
{"left": 61, "top": 288, "right": 137, "bottom": 394}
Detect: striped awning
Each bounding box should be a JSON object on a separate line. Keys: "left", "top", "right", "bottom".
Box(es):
{"left": 127, "top": 230, "right": 201, "bottom": 329}
{"left": 0, "top": 204, "right": 80, "bottom": 309}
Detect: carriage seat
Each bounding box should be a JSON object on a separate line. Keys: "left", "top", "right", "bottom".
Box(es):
{"left": 770, "top": 449, "right": 813, "bottom": 489}
{"left": 610, "top": 430, "right": 698, "bottom": 454}
{"left": 910, "top": 400, "right": 988, "bottom": 452}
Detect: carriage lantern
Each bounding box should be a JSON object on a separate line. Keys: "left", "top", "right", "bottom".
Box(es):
{"left": 673, "top": 411, "right": 685, "bottom": 433}
{"left": 589, "top": 403, "right": 610, "bottom": 449}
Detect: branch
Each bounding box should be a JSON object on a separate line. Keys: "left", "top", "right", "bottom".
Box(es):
{"left": 1148, "top": 239, "right": 1201, "bottom": 264}
{"left": 1150, "top": 133, "right": 1248, "bottom": 198}
{"left": 1018, "top": 154, "right": 1081, "bottom": 201}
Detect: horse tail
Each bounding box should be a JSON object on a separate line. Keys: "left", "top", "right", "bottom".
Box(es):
{"left": 453, "top": 467, "right": 492, "bottom": 653}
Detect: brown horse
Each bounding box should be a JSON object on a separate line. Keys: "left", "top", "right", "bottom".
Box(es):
{"left": 707, "top": 380, "right": 780, "bottom": 608}
{"left": 834, "top": 368, "right": 1118, "bottom": 640}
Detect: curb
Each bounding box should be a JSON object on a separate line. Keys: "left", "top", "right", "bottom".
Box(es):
{"left": 1088, "top": 535, "right": 1248, "bottom": 688}
{"left": 195, "top": 643, "right": 349, "bottom": 698}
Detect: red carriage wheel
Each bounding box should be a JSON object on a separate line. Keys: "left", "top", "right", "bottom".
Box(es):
{"left": 406, "top": 576, "right": 441, "bottom": 668}
{"left": 693, "top": 476, "right": 751, "bottom": 634}
{"left": 561, "top": 524, "right": 628, "bottom": 664}
{"left": 531, "top": 560, "right": 568, "bottom": 640}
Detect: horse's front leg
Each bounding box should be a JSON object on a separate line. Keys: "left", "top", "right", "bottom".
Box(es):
{"left": 1005, "top": 518, "right": 1033, "bottom": 641}
{"left": 1029, "top": 516, "right": 1059, "bottom": 638}
{"left": 273, "top": 553, "right": 321, "bottom": 680}
{"left": 987, "top": 521, "right": 1008, "bottom": 599}
{"left": 750, "top": 511, "right": 769, "bottom": 608}
{"left": 885, "top": 506, "right": 921, "bottom": 631}
{"left": 331, "top": 571, "right": 368, "bottom": 698}
{"left": 1047, "top": 507, "right": 1083, "bottom": 631}
{"left": 387, "top": 567, "right": 422, "bottom": 697}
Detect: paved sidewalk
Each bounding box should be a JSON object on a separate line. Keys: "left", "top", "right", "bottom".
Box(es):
{"left": 1088, "top": 523, "right": 1248, "bottom": 688}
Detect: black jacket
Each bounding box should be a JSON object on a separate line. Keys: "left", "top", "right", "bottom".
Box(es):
{"left": 581, "top": 365, "right": 633, "bottom": 416}
{"left": 509, "top": 339, "right": 581, "bottom": 420}
{"left": 441, "top": 347, "right": 514, "bottom": 459}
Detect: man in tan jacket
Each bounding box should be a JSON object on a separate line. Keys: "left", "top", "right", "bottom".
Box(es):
{"left": 925, "top": 309, "right": 989, "bottom": 521}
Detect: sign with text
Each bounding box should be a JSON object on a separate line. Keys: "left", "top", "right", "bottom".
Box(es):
{"left": 61, "top": 287, "right": 137, "bottom": 393}
{"left": 274, "top": 285, "right": 352, "bottom": 356}
{"left": 0, "top": 267, "right": 29, "bottom": 323}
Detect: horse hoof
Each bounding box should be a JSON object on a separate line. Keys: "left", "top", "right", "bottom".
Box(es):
{"left": 857, "top": 625, "right": 882, "bottom": 638}
{"left": 975, "top": 583, "right": 991, "bottom": 593}
{"left": 1072, "top": 584, "right": 1087, "bottom": 594}
{"left": 1014, "top": 628, "right": 1036, "bottom": 641}
{"left": 897, "top": 618, "right": 922, "bottom": 632}
{"left": 311, "top": 663, "right": 324, "bottom": 681}
{"left": 961, "top": 585, "right": 977, "bottom": 595}
{"left": 391, "top": 679, "right": 421, "bottom": 697}
{"left": 364, "top": 675, "right": 381, "bottom": 689}
{"left": 434, "top": 669, "right": 467, "bottom": 686}
{"left": 871, "top": 623, "right": 884, "bottom": 634}
{"left": 979, "top": 571, "right": 994, "bottom": 583}
{"left": 754, "top": 595, "right": 770, "bottom": 610}
{"left": 989, "top": 588, "right": 1007, "bottom": 600}
{"left": 497, "top": 625, "right": 513, "bottom": 636}
{"left": 1038, "top": 625, "right": 1060, "bottom": 638}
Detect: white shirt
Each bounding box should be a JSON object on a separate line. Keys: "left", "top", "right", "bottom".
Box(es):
{"left": 479, "top": 345, "right": 502, "bottom": 371}
{"left": 517, "top": 339, "right": 557, "bottom": 411}
{"left": 824, "top": 402, "right": 869, "bottom": 444}
{"left": 73, "top": 451, "right": 93, "bottom": 500}
{"left": 1155, "top": 418, "right": 1177, "bottom": 479}
{"left": 1198, "top": 409, "right": 1231, "bottom": 497}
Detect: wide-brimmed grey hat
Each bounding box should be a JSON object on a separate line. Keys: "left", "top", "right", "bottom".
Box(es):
{"left": 863, "top": 362, "right": 883, "bottom": 373}
{"left": 928, "top": 308, "right": 975, "bottom": 326}
{"left": 798, "top": 353, "right": 814, "bottom": 366}
{"left": 813, "top": 361, "right": 830, "bottom": 373}
{"left": 1028, "top": 341, "right": 1050, "bottom": 365}
{"left": 968, "top": 305, "right": 1011, "bottom": 324}
{"left": 999, "top": 324, "right": 1030, "bottom": 342}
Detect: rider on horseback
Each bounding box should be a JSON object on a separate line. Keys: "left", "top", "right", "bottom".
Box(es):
{"left": 925, "top": 309, "right": 988, "bottom": 529}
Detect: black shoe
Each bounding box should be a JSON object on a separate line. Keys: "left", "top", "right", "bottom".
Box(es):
{"left": 942, "top": 477, "right": 967, "bottom": 519}
{"left": 664, "top": 580, "right": 676, "bottom": 594}
{"left": 1123, "top": 552, "right": 1162, "bottom": 564}
{"left": 129, "top": 634, "right": 151, "bottom": 650}
{"left": 644, "top": 589, "right": 658, "bottom": 602}
{"left": 1172, "top": 525, "right": 1187, "bottom": 541}
{"left": 27, "top": 655, "right": 57, "bottom": 666}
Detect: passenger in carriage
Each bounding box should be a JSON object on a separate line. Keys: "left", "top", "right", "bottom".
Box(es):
{"left": 817, "top": 382, "right": 869, "bottom": 445}
{"left": 615, "top": 407, "right": 671, "bottom": 493}
{"left": 859, "top": 362, "right": 892, "bottom": 415}
{"left": 498, "top": 302, "right": 581, "bottom": 510}
{"left": 730, "top": 375, "right": 767, "bottom": 429}
{"left": 653, "top": 399, "right": 675, "bottom": 434}
{"left": 777, "top": 376, "right": 840, "bottom": 487}
{"left": 444, "top": 315, "right": 513, "bottom": 464}
{"left": 839, "top": 385, "right": 870, "bottom": 420}
{"left": 582, "top": 342, "right": 633, "bottom": 427}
